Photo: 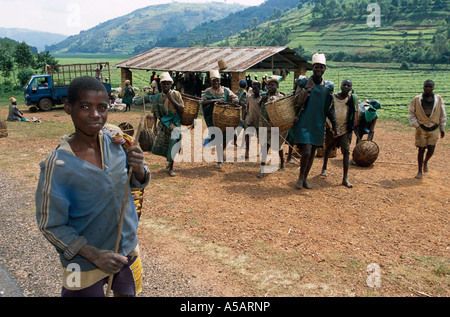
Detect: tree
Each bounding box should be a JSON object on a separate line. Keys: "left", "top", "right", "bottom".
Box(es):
{"left": 17, "top": 68, "right": 35, "bottom": 87}
{"left": 13, "top": 42, "right": 34, "bottom": 70}
{"left": 0, "top": 50, "right": 14, "bottom": 79}
{"left": 34, "top": 51, "right": 58, "bottom": 73}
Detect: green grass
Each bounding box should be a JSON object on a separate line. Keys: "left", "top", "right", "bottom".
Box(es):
{"left": 1, "top": 55, "right": 448, "bottom": 132}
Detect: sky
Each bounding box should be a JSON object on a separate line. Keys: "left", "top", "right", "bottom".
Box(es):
{"left": 1, "top": 0, "right": 265, "bottom": 36}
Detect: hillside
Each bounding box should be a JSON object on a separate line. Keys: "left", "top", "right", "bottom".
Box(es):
{"left": 215, "top": 0, "right": 450, "bottom": 65}
{"left": 155, "top": 0, "right": 301, "bottom": 47}
{"left": 0, "top": 28, "right": 67, "bottom": 52}
{"left": 47, "top": 2, "right": 246, "bottom": 55}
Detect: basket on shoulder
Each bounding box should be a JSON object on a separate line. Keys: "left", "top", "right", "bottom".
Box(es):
{"left": 180, "top": 93, "right": 201, "bottom": 126}
{"left": 265, "top": 94, "right": 296, "bottom": 131}
{"left": 212, "top": 101, "right": 242, "bottom": 132}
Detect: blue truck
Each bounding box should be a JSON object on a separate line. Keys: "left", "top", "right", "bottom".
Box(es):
{"left": 24, "top": 62, "right": 112, "bottom": 111}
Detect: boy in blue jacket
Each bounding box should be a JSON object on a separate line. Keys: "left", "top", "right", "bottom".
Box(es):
{"left": 36, "top": 76, "right": 150, "bottom": 297}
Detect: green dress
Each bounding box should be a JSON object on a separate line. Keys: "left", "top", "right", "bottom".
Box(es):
{"left": 293, "top": 77, "right": 337, "bottom": 146}
{"left": 122, "top": 86, "right": 134, "bottom": 105}
{"left": 150, "top": 92, "right": 182, "bottom": 162}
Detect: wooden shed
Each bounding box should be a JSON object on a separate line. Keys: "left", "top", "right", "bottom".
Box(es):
{"left": 115, "top": 46, "right": 312, "bottom": 93}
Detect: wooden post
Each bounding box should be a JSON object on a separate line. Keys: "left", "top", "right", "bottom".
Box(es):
{"left": 294, "top": 63, "right": 307, "bottom": 79}
{"left": 121, "top": 68, "right": 133, "bottom": 98}
{"left": 293, "top": 63, "right": 307, "bottom": 89}
{"left": 230, "top": 72, "right": 245, "bottom": 92}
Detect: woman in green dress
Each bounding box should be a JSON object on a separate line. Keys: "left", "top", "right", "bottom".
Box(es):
{"left": 122, "top": 80, "right": 135, "bottom": 112}
{"left": 150, "top": 72, "right": 185, "bottom": 176}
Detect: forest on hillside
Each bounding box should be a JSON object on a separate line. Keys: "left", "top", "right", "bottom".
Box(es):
{"left": 218, "top": 0, "right": 450, "bottom": 65}
{"left": 0, "top": 38, "right": 57, "bottom": 91}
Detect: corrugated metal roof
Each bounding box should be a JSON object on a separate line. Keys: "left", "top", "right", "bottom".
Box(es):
{"left": 115, "top": 46, "right": 312, "bottom": 73}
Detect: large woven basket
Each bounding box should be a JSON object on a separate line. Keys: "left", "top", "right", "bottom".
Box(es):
{"left": 0, "top": 119, "right": 7, "bottom": 138}
{"left": 181, "top": 93, "right": 200, "bottom": 126}
{"left": 265, "top": 94, "right": 296, "bottom": 131}
{"left": 352, "top": 140, "right": 379, "bottom": 167}
{"left": 212, "top": 102, "right": 241, "bottom": 132}
{"left": 139, "top": 128, "right": 155, "bottom": 152}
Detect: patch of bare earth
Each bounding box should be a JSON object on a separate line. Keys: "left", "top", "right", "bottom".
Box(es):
{"left": 0, "top": 107, "right": 448, "bottom": 297}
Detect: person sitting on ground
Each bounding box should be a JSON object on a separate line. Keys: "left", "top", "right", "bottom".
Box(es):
{"left": 408, "top": 79, "right": 446, "bottom": 179}
{"left": 7, "top": 97, "right": 25, "bottom": 121}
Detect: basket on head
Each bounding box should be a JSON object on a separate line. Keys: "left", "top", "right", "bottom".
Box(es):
{"left": 352, "top": 140, "right": 379, "bottom": 167}
{"left": 265, "top": 94, "right": 296, "bottom": 131}
{"left": 0, "top": 119, "right": 8, "bottom": 138}
{"left": 218, "top": 59, "right": 227, "bottom": 70}
{"left": 181, "top": 93, "right": 200, "bottom": 126}
{"left": 212, "top": 102, "right": 242, "bottom": 132}
{"left": 118, "top": 122, "right": 134, "bottom": 136}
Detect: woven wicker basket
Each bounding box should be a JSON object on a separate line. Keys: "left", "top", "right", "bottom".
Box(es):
{"left": 265, "top": 94, "right": 296, "bottom": 131}
{"left": 181, "top": 93, "right": 200, "bottom": 126}
{"left": 118, "top": 122, "right": 134, "bottom": 136}
{"left": 0, "top": 119, "right": 8, "bottom": 138}
{"left": 212, "top": 102, "right": 242, "bottom": 132}
{"left": 352, "top": 140, "right": 379, "bottom": 167}
{"left": 131, "top": 187, "right": 144, "bottom": 220}
{"left": 139, "top": 128, "right": 155, "bottom": 152}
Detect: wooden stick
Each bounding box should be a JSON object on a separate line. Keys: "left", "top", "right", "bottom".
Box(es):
{"left": 105, "top": 117, "right": 144, "bottom": 297}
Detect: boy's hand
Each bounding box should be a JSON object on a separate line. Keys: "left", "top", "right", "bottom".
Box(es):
{"left": 127, "top": 145, "right": 146, "bottom": 181}
{"left": 95, "top": 250, "right": 128, "bottom": 274}
{"left": 79, "top": 245, "right": 128, "bottom": 274}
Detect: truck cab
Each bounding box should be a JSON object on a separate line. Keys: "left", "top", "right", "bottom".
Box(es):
{"left": 24, "top": 75, "right": 63, "bottom": 111}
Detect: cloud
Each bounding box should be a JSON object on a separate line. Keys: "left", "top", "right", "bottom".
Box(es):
{"left": 1, "top": 0, "right": 264, "bottom": 36}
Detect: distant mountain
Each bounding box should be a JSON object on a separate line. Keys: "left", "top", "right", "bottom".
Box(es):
{"left": 155, "top": 0, "right": 302, "bottom": 47}
{"left": 47, "top": 2, "right": 247, "bottom": 55}
{"left": 0, "top": 27, "right": 67, "bottom": 52}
